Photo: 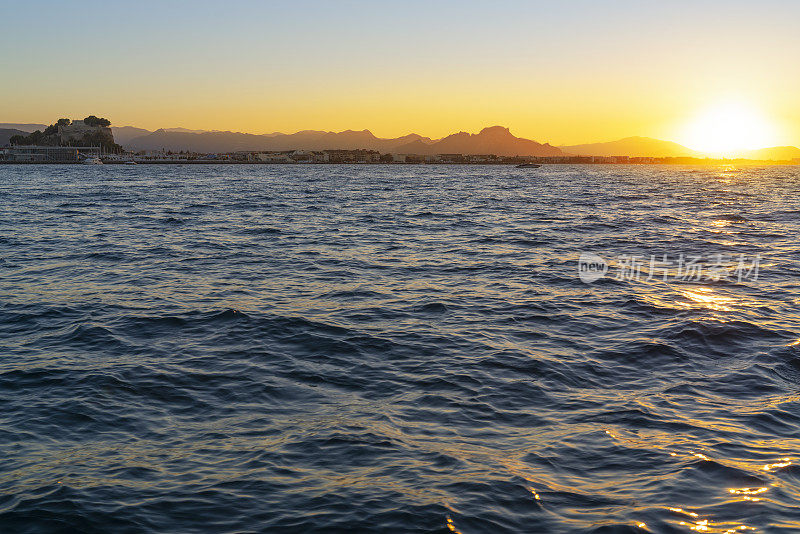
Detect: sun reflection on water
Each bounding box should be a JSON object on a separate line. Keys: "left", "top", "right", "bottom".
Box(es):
{"left": 445, "top": 516, "right": 462, "bottom": 533}
{"left": 763, "top": 458, "right": 792, "bottom": 471}
{"left": 678, "top": 519, "right": 755, "bottom": 533}
{"left": 728, "top": 486, "right": 768, "bottom": 502}
{"left": 598, "top": 432, "right": 793, "bottom": 534}
{"left": 669, "top": 506, "right": 756, "bottom": 533}
{"left": 681, "top": 288, "right": 736, "bottom": 312}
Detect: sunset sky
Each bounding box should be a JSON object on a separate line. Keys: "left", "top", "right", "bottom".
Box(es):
{"left": 3, "top": 0, "right": 799, "bottom": 148}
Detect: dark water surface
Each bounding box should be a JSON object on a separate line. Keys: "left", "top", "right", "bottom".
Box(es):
{"left": 1, "top": 164, "right": 799, "bottom": 533}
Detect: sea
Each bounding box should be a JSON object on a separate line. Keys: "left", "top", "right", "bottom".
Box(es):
{"left": 1, "top": 164, "right": 799, "bottom": 533}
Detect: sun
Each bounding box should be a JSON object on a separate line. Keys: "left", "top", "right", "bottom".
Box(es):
{"left": 679, "top": 100, "right": 780, "bottom": 156}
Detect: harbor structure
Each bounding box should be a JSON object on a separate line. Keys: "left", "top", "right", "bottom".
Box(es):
{"left": 1, "top": 145, "right": 101, "bottom": 163}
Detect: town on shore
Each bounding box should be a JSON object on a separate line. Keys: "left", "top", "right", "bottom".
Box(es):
{"left": 2, "top": 117, "right": 799, "bottom": 165}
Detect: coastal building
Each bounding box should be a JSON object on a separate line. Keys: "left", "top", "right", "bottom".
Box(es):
{"left": 468, "top": 154, "right": 497, "bottom": 163}
{"left": 323, "top": 149, "right": 381, "bottom": 163}
{"left": 134, "top": 151, "right": 195, "bottom": 161}
{"left": 256, "top": 152, "right": 293, "bottom": 163}
{"left": 290, "top": 150, "right": 313, "bottom": 162}
{"left": 1, "top": 145, "right": 100, "bottom": 162}
{"left": 292, "top": 150, "right": 330, "bottom": 163}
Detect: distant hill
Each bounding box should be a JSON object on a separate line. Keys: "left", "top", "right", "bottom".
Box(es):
{"left": 561, "top": 136, "right": 701, "bottom": 157}
{"left": 112, "top": 126, "right": 152, "bottom": 145}
{"left": 112, "top": 126, "right": 230, "bottom": 145}
{"left": 0, "top": 123, "right": 47, "bottom": 133}
{"left": 124, "top": 129, "right": 435, "bottom": 153}
{"left": 124, "top": 126, "right": 558, "bottom": 155}
{"left": 736, "top": 146, "right": 800, "bottom": 161}
{"left": 163, "top": 127, "right": 211, "bottom": 134}
{"left": 0, "top": 128, "right": 29, "bottom": 146}
{"left": 393, "top": 126, "right": 562, "bottom": 156}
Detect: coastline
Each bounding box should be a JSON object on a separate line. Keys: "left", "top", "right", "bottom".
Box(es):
{"left": 1, "top": 160, "right": 797, "bottom": 165}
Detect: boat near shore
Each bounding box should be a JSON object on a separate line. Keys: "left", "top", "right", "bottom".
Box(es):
{"left": 82, "top": 156, "right": 103, "bottom": 165}
{"left": 516, "top": 163, "right": 541, "bottom": 168}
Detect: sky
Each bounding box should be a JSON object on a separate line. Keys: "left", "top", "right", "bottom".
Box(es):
{"left": 2, "top": 0, "right": 800, "bottom": 147}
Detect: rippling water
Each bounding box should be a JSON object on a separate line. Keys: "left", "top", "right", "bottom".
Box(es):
{"left": 1, "top": 164, "right": 799, "bottom": 533}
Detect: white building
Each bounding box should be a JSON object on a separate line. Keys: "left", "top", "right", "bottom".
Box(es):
{"left": 256, "top": 152, "right": 293, "bottom": 163}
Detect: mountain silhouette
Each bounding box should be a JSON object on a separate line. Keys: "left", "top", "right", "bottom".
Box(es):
{"left": 0, "top": 123, "right": 47, "bottom": 133}
{"left": 736, "top": 146, "right": 800, "bottom": 161}
{"left": 0, "top": 128, "right": 29, "bottom": 146}
{"left": 394, "top": 126, "right": 562, "bottom": 156}
{"left": 124, "top": 128, "right": 435, "bottom": 153}
{"left": 561, "top": 136, "right": 701, "bottom": 157}
{"left": 111, "top": 126, "right": 152, "bottom": 145}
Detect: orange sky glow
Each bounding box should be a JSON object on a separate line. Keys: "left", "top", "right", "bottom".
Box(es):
{"left": 3, "top": 1, "right": 799, "bottom": 150}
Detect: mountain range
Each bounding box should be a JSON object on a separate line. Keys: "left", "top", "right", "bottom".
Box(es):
{"left": 0, "top": 123, "right": 47, "bottom": 132}
{"left": 393, "top": 126, "right": 561, "bottom": 156}
{"left": 2, "top": 122, "right": 799, "bottom": 160}
{"left": 113, "top": 125, "right": 561, "bottom": 156}
{"left": 117, "top": 128, "right": 438, "bottom": 154}
{"left": 560, "top": 136, "right": 703, "bottom": 158}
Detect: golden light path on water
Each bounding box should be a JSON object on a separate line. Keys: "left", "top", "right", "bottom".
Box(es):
{"left": 595, "top": 168, "right": 799, "bottom": 533}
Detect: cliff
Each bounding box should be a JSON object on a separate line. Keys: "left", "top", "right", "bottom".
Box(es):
{"left": 9, "top": 116, "right": 121, "bottom": 152}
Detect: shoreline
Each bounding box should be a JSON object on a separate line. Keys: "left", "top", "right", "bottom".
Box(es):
{"left": 1, "top": 160, "right": 797, "bottom": 166}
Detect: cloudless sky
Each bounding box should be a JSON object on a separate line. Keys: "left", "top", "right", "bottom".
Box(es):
{"left": 2, "top": 0, "right": 799, "bottom": 145}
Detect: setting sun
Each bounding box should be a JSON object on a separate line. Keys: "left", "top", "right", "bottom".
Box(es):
{"left": 679, "top": 100, "right": 781, "bottom": 156}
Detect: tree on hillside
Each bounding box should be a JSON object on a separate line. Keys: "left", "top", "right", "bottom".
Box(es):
{"left": 56, "top": 118, "right": 71, "bottom": 126}
{"left": 64, "top": 130, "right": 123, "bottom": 153}
{"left": 83, "top": 115, "right": 111, "bottom": 127}
{"left": 10, "top": 130, "right": 46, "bottom": 145}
